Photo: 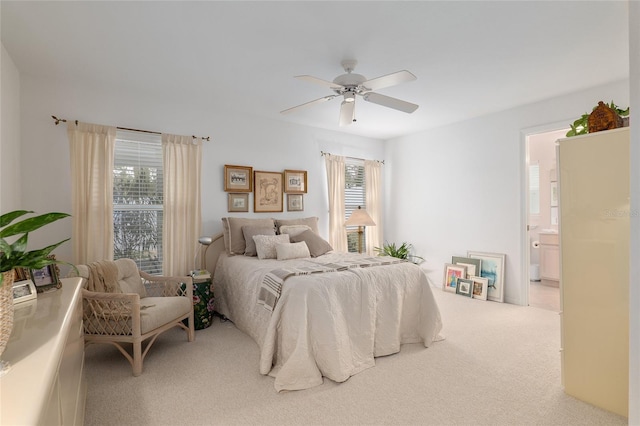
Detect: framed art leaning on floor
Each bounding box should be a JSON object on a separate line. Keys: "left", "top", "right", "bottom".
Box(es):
{"left": 467, "top": 251, "right": 505, "bottom": 302}
{"left": 443, "top": 263, "right": 467, "bottom": 293}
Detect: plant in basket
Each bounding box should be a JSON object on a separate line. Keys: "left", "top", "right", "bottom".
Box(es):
{"left": 1, "top": 210, "right": 74, "bottom": 360}
{"left": 0, "top": 210, "right": 73, "bottom": 285}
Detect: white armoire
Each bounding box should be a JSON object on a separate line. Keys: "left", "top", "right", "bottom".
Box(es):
{"left": 558, "top": 127, "right": 629, "bottom": 417}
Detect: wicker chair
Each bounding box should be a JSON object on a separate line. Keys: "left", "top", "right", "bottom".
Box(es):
{"left": 75, "top": 259, "right": 195, "bottom": 376}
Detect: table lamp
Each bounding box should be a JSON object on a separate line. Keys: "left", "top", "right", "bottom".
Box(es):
{"left": 345, "top": 206, "right": 376, "bottom": 253}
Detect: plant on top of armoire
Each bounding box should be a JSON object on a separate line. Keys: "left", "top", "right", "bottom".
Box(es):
{"left": 0, "top": 210, "right": 73, "bottom": 286}
{"left": 566, "top": 100, "right": 629, "bottom": 137}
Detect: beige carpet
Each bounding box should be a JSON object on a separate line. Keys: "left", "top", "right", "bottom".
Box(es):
{"left": 83, "top": 289, "right": 627, "bottom": 425}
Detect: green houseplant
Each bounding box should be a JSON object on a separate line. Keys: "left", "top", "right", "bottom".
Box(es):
{"left": 374, "top": 241, "right": 424, "bottom": 264}
{"left": 566, "top": 101, "right": 629, "bottom": 137}
{"left": 0, "top": 210, "right": 72, "bottom": 286}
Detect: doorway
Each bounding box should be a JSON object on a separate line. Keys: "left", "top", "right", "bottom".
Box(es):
{"left": 525, "top": 128, "right": 567, "bottom": 311}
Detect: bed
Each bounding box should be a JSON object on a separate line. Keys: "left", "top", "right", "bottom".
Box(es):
{"left": 204, "top": 217, "right": 443, "bottom": 392}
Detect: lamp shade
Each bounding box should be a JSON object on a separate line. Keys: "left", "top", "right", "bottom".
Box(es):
{"left": 345, "top": 207, "right": 376, "bottom": 227}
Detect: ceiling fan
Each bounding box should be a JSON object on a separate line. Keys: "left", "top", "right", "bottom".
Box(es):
{"left": 281, "top": 60, "right": 419, "bottom": 126}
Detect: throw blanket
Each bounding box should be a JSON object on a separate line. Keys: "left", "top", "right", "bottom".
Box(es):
{"left": 257, "top": 256, "right": 404, "bottom": 312}
{"left": 86, "top": 260, "right": 121, "bottom": 293}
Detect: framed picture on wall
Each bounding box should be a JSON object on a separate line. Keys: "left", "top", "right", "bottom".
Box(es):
{"left": 284, "top": 170, "right": 307, "bottom": 193}
{"left": 224, "top": 165, "right": 253, "bottom": 192}
{"left": 467, "top": 251, "right": 506, "bottom": 302}
{"left": 254, "top": 170, "right": 283, "bottom": 213}
{"left": 287, "top": 194, "right": 304, "bottom": 212}
{"left": 228, "top": 193, "right": 249, "bottom": 212}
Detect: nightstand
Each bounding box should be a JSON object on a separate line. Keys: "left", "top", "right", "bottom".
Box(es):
{"left": 190, "top": 277, "right": 214, "bottom": 330}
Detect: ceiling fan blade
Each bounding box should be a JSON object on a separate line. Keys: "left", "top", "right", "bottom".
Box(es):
{"left": 362, "top": 70, "right": 416, "bottom": 91}
{"left": 339, "top": 100, "right": 355, "bottom": 127}
{"left": 280, "top": 95, "right": 338, "bottom": 115}
{"left": 362, "top": 92, "right": 418, "bottom": 113}
{"left": 295, "top": 75, "right": 344, "bottom": 90}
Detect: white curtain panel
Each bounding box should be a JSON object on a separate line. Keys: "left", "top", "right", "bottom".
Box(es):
{"left": 162, "top": 134, "right": 202, "bottom": 276}
{"left": 364, "top": 160, "right": 383, "bottom": 256}
{"left": 324, "top": 154, "right": 348, "bottom": 252}
{"left": 67, "top": 121, "right": 116, "bottom": 264}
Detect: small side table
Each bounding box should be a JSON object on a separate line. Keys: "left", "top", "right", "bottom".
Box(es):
{"left": 190, "top": 277, "right": 214, "bottom": 330}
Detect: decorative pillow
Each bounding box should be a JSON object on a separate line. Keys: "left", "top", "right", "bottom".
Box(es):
{"left": 242, "top": 226, "right": 276, "bottom": 256}
{"left": 275, "top": 217, "right": 319, "bottom": 235}
{"left": 222, "top": 217, "right": 275, "bottom": 255}
{"left": 253, "top": 234, "right": 291, "bottom": 260}
{"left": 279, "top": 224, "right": 311, "bottom": 237}
{"left": 276, "top": 241, "right": 311, "bottom": 261}
{"left": 290, "top": 230, "right": 333, "bottom": 257}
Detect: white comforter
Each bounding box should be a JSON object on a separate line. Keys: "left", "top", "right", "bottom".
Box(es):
{"left": 213, "top": 251, "right": 443, "bottom": 391}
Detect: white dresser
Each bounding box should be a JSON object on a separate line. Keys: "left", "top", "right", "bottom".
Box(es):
{"left": 558, "top": 128, "right": 629, "bottom": 417}
{"left": 0, "top": 277, "right": 86, "bottom": 425}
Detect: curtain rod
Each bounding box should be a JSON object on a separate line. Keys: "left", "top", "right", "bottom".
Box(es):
{"left": 320, "top": 150, "right": 384, "bottom": 165}
{"left": 51, "top": 116, "right": 211, "bottom": 141}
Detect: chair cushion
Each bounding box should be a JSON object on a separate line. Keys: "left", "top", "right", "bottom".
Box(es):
{"left": 139, "top": 296, "right": 192, "bottom": 334}
{"left": 76, "top": 258, "right": 147, "bottom": 298}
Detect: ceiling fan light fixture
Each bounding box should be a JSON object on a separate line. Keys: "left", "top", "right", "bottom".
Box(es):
{"left": 282, "top": 61, "right": 419, "bottom": 125}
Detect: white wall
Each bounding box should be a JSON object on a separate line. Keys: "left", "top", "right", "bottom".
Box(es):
{"left": 384, "top": 79, "right": 629, "bottom": 305}
{"left": 1, "top": 43, "right": 21, "bottom": 212}
{"left": 18, "top": 73, "right": 384, "bottom": 264}
{"left": 628, "top": 1, "right": 639, "bottom": 423}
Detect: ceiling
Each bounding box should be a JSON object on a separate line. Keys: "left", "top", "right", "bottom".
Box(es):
{"left": 1, "top": 1, "right": 630, "bottom": 140}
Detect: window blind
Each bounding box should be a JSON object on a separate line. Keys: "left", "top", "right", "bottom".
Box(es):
{"left": 345, "top": 158, "right": 366, "bottom": 252}
{"left": 113, "top": 130, "right": 164, "bottom": 274}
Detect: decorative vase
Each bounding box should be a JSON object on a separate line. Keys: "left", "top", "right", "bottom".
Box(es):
{"left": 0, "top": 270, "right": 15, "bottom": 358}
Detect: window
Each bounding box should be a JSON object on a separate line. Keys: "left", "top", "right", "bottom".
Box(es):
{"left": 113, "top": 130, "right": 163, "bottom": 274}
{"left": 529, "top": 163, "right": 540, "bottom": 215}
{"left": 345, "top": 158, "right": 366, "bottom": 253}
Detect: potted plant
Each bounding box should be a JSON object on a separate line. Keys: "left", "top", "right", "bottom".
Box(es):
{"left": 566, "top": 101, "right": 629, "bottom": 137}
{"left": 374, "top": 241, "right": 424, "bottom": 264}
{"left": 0, "top": 210, "right": 73, "bottom": 358}
{"left": 1, "top": 210, "right": 72, "bottom": 285}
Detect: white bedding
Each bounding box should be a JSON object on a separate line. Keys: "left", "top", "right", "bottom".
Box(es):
{"left": 213, "top": 251, "right": 443, "bottom": 391}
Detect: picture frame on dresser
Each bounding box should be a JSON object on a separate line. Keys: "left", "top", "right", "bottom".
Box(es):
{"left": 284, "top": 169, "right": 307, "bottom": 193}
{"left": 28, "top": 255, "right": 62, "bottom": 293}
{"left": 12, "top": 279, "right": 37, "bottom": 304}
{"left": 224, "top": 164, "right": 253, "bottom": 192}
{"left": 467, "top": 251, "right": 506, "bottom": 302}
{"left": 254, "top": 170, "right": 283, "bottom": 213}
